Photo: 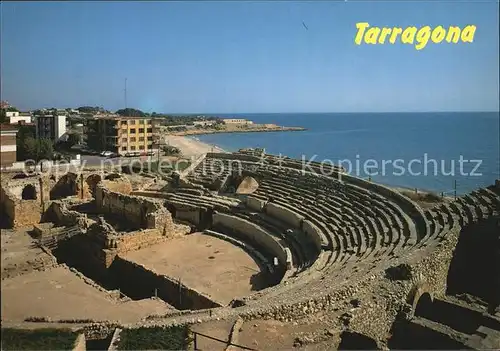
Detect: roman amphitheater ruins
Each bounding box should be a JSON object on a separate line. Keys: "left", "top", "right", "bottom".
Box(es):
{"left": 1, "top": 149, "right": 499, "bottom": 349}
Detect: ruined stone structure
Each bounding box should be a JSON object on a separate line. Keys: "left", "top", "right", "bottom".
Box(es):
{"left": 1, "top": 149, "right": 499, "bottom": 349}
{"left": 0, "top": 170, "right": 132, "bottom": 229}
{"left": 131, "top": 150, "right": 500, "bottom": 349}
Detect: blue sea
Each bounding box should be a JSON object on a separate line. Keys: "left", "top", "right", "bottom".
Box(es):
{"left": 195, "top": 113, "right": 499, "bottom": 195}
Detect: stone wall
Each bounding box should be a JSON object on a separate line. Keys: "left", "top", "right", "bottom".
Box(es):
{"left": 176, "top": 209, "right": 200, "bottom": 225}
{"left": 245, "top": 196, "right": 266, "bottom": 212}
{"left": 45, "top": 201, "right": 89, "bottom": 228}
{"left": 96, "top": 185, "right": 173, "bottom": 234}
{"left": 0, "top": 178, "right": 48, "bottom": 229}
{"left": 114, "top": 229, "right": 168, "bottom": 254}
{"left": 212, "top": 212, "right": 288, "bottom": 265}
{"left": 302, "top": 219, "right": 328, "bottom": 251}
{"left": 101, "top": 178, "right": 132, "bottom": 195}
{"left": 265, "top": 202, "right": 304, "bottom": 228}
{"left": 110, "top": 257, "right": 223, "bottom": 310}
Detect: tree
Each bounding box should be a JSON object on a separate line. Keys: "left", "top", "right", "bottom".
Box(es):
{"left": 17, "top": 135, "right": 53, "bottom": 161}
{"left": 38, "top": 139, "right": 54, "bottom": 160}
{"left": 115, "top": 108, "right": 145, "bottom": 117}
{"left": 162, "top": 145, "right": 181, "bottom": 156}
{"left": 20, "top": 136, "right": 38, "bottom": 160}
{"left": 68, "top": 133, "right": 81, "bottom": 146}
{"left": 77, "top": 106, "right": 101, "bottom": 114}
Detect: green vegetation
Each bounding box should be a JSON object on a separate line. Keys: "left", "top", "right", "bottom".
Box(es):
{"left": 166, "top": 125, "right": 188, "bottom": 132}
{"left": 162, "top": 145, "right": 181, "bottom": 156}
{"left": 116, "top": 108, "right": 146, "bottom": 117}
{"left": 1, "top": 328, "right": 78, "bottom": 350}
{"left": 15, "top": 124, "right": 54, "bottom": 161}
{"left": 77, "top": 106, "right": 108, "bottom": 114}
{"left": 18, "top": 137, "right": 54, "bottom": 161}
{"left": 118, "top": 326, "right": 190, "bottom": 350}
{"left": 160, "top": 115, "right": 221, "bottom": 126}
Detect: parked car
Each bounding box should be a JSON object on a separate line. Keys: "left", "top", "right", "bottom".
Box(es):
{"left": 101, "top": 151, "right": 113, "bottom": 157}
{"left": 125, "top": 151, "right": 141, "bottom": 157}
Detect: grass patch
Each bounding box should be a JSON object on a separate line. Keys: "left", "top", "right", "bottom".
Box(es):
{"left": 1, "top": 328, "right": 78, "bottom": 350}
{"left": 118, "top": 325, "right": 190, "bottom": 350}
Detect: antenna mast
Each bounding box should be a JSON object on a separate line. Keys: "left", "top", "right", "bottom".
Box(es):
{"left": 124, "top": 78, "right": 128, "bottom": 109}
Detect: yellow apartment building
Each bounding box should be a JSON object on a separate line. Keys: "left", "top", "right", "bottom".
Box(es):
{"left": 86, "top": 116, "right": 161, "bottom": 155}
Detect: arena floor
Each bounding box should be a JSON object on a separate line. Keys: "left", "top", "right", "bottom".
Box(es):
{"left": 122, "top": 232, "right": 269, "bottom": 305}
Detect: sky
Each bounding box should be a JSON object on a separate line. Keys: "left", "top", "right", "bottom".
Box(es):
{"left": 1, "top": 1, "right": 499, "bottom": 113}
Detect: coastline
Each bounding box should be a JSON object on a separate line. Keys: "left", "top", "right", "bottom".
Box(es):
{"left": 162, "top": 134, "right": 227, "bottom": 158}
{"left": 172, "top": 126, "right": 306, "bottom": 137}
{"left": 162, "top": 125, "right": 305, "bottom": 157}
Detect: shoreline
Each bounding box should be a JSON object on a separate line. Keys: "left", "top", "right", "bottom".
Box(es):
{"left": 172, "top": 126, "right": 306, "bottom": 137}
{"left": 161, "top": 125, "right": 305, "bottom": 157}
{"left": 161, "top": 134, "right": 227, "bottom": 158}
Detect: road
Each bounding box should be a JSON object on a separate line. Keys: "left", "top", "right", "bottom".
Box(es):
{"left": 79, "top": 155, "right": 157, "bottom": 169}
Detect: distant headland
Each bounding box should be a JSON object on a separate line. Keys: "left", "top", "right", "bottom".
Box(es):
{"left": 164, "top": 117, "right": 306, "bottom": 136}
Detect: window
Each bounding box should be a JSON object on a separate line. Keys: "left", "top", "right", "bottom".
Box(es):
{"left": 122, "top": 146, "right": 127, "bottom": 151}
{"left": 130, "top": 128, "right": 136, "bottom": 133}
{"left": 147, "top": 136, "right": 153, "bottom": 141}
{"left": 139, "top": 128, "right": 145, "bottom": 133}
{"left": 131, "top": 146, "right": 136, "bottom": 150}
{"left": 122, "top": 138, "right": 127, "bottom": 143}
{"left": 121, "top": 121, "right": 127, "bottom": 125}
{"left": 139, "top": 137, "right": 145, "bottom": 141}
{"left": 147, "top": 128, "right": 152, "bottom": 133}
{"left": 130, "top": 137, "right": 136, "bottom": 142}
{"left": 139, "top": 145, "right": 145, "bottom": 150}
{"left": 130, "top": 120, "right": 136, "bottom": 125}
{"left": 145, "top": 119, "right": 150, "bottom": 124}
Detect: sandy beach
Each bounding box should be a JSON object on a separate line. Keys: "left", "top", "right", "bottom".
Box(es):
{"left": 162, "top": 134, "right": 227, "bottom": 157}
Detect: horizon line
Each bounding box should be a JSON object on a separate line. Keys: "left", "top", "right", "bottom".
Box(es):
{"left": 147, "top": 111, "right": 500, "bottom": 115}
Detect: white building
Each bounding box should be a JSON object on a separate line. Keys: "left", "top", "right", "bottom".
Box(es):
{"left": 193, "top": 120, "right": 216, "bottom": 127}
{"left": 36, "top": 114, "right": 67, "bottom": 141}
{"left": 222, "top": 118, "right": 254, "bottom": 125}
{"left": 5, "top": 111, "right": 32, "bottom": 125}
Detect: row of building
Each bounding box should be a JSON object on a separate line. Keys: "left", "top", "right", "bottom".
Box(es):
{"left": 1, "top": 114, "right": 163, "bottom": 168}
{"left": 4, "top": 110, "right": 67, "bottom": 140}
{"left": 1, "top": 103, "right": 256, "bottom": 168}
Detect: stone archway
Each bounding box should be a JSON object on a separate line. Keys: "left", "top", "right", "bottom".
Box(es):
{"left": 407, "top": 283, "right": 433, "bottom": 319}
{"left": 50, "top": 172, "right": 78, "bottom": 200}
{"left": 166, "top": 204, "right": 177, "bottom": 218}
{"left": 21, "top": 184, "right": 37, "bottom": 200}
{"left": 414, "top": 292, "right": 433, "bottom": 318}
{"left": 85, "top": 174, "right": 102, "bottom": 198}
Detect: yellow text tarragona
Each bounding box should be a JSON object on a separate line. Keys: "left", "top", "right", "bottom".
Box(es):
{"left": 354, "top": 23, "right": 476, "bottom": 50}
